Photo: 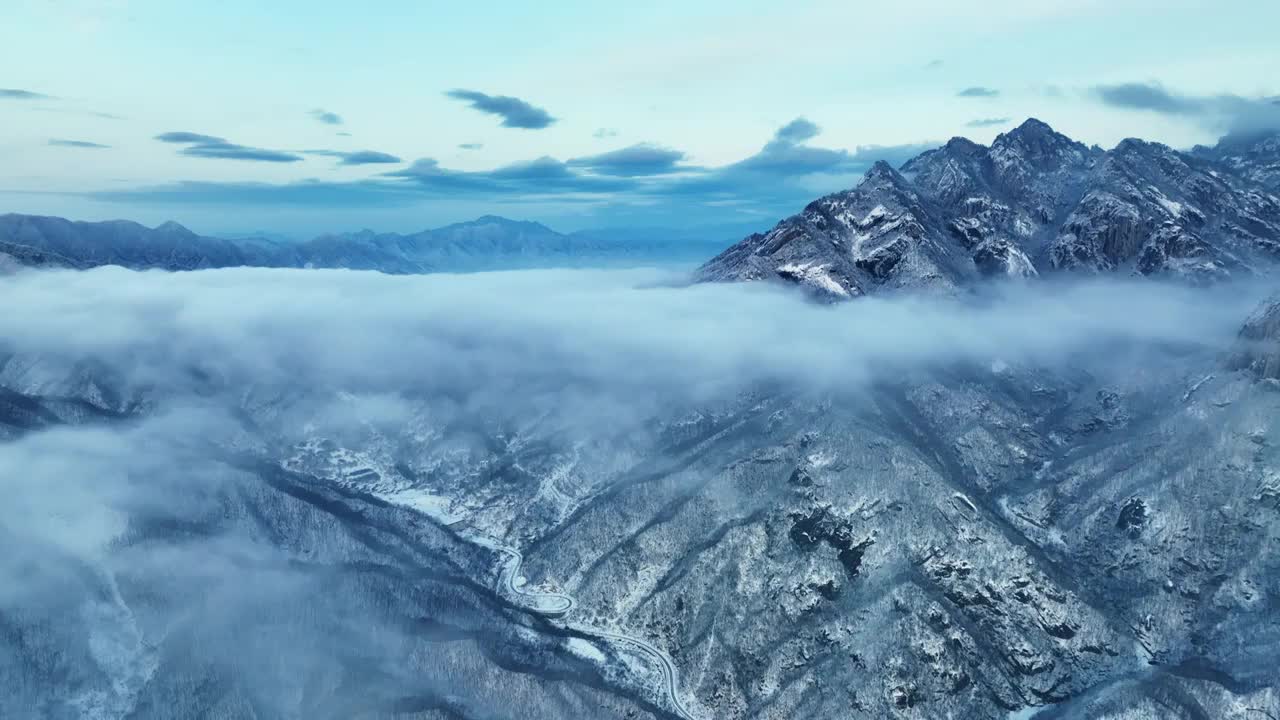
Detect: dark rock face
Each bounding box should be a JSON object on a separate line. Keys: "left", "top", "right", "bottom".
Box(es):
{"left": 1229, "top": 294, "right": 1280, "bottom": 380}
{"left": 789, "top": 506, "right": 875, "bottom": 577}
{"left": 698, "top": 120, "right": 1280, "bottom": 298}
{"left": 1115, "top": 497, "right": 1150, "bottom": 537}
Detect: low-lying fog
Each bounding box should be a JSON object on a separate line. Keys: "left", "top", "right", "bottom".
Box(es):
{"left": 1, "top": 265, "right": 1272, "bottom": 717}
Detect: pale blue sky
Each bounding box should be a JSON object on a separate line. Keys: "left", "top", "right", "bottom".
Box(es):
{"left": 2, "top": 0, "right": 1277, "bottom": 236}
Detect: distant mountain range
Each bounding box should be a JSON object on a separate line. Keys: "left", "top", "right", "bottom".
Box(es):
{"left": 0, "top": 214, "right": 741, "bottom": 274}
{"left": 7, "top": 120, "right": 1280, "bottom": 295}
{"left": 698, "top": 119, "right": 1280, "bottom": 298}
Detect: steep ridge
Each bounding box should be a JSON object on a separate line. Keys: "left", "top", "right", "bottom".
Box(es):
{"left": 1229, "top": 293, "right": 1280, "bottom": 380}
{"left": 693, "top": 162, "right": 977, "bottom": 299}
{"left": 698, "top": 119, "right": 1280, "bottom": 298}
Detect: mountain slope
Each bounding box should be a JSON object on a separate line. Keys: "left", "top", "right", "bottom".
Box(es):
{"left": 698, "top": 120, "right": 1280, "bottom": 298}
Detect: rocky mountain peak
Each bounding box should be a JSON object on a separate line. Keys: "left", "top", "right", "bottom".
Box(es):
{"left": 460, "top": 215, "right": 559, "bottom": 234}
{"left": 940, "top": 136, "right": 987, "bottom": 158}
{"left": 154, "top": 220, "right": 196, "bottom": 236}
{"left": 1112, "top": 137, "right": 1165, "bottom": 156}
{"left": 861, "top": 159, "right": 909, "bottom": 187}
{"left": 698, "top": 119, "right": 1280, "bottom": 297}
{"left": 991, "top": 118, "right": 1090, "bottom": 168}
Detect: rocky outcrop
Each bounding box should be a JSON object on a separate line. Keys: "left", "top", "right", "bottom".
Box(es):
{"left": 1229, "top": 294, "right": 1280, "bottom": 379}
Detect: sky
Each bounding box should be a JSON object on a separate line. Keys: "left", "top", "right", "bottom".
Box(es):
{"left": 2, "top": 0, "right": 1278, "bottom": 237}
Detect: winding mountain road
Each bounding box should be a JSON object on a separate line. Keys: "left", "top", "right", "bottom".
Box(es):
{"left": 492, "top": 543, "right": 574, "bottom": 617}
{"left": 576, "top": 624, "right": 698, "bottom": 720}
{"left": 478, "top": 536, "right": 697, "bottom": 720}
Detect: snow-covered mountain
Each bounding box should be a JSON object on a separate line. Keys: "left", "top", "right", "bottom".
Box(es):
{"left": 0, "top": 215, "right": 266, "bottom": 271}
{"left": 6, "top": 121, "right": 1280, "bottom": 720}
{"left": 6, "top": 269, "right": 1280, "bottom": 720}
{"left": 698, "top": 119, "right": 1280, "bottom": 298}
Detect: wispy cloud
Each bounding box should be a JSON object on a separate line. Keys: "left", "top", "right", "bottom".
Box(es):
{"left": 309, "top": 109, "right": 343, "bottom": 125}
{"left": 965, "top": 117, "right": 1011, "bottom": 128}
{"left": 0, "top": 88, "right": 53, "bottom": 100}
{"left": 155, "top": 132, "right": 302, "bottom": 163}
{"left": 957, "top": 87, "right": 1000, "bottom": 98}
{"left": 95, "top": 179, "right": 424, "bottom": 207}
{"left": 335, "top": 150, "right": 400, "bottom": 165}
{"left": 156, "top": 132, "right": 227, "bottom": 145}
{"left": 304, "top": 149, "right": 402, "bottom": 166}
{"left": 182, "top": 145, "right": 301, "bottom": 162}
{"left": 444, "top": 89, "right": 556, "bottom": 129}
{"left": 389, "top": 155, "right": 633, "bottom": 194}
{"left": 48, "top": 138, "right": 111, "bottom": 149}
{"left": 28, "top": 106, "right": 126, "bottom": 120}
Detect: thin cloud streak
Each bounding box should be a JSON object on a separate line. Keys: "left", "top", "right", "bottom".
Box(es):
{"left": 49, "top": 139, "right": 111, "bottom": 149}
{"left": 0, "top": 88, "right": 53, "bottom": 100}
{"left": 155, "top": 132, "right": 302, "bottom": 163}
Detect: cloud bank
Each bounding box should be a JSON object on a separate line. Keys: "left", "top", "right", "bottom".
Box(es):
{"left": 1092, "top": 81, "right": 1280, "bottom": 136}
{"left": 0, "top": 267, "right": 1264, "bottom": 420}
{"left": 0, "top": 265, "right": 1269, "bottom": 716}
